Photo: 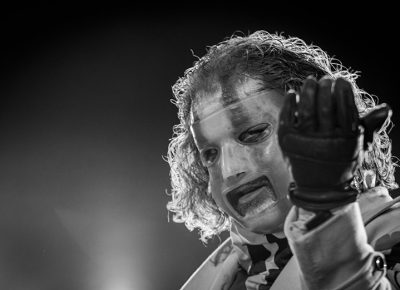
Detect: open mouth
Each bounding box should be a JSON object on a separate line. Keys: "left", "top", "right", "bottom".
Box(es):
{"left": 226, "top": 176, "right": 277, "bottom": 217}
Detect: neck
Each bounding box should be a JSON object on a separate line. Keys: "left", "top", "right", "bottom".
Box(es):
{"left": 230, "top": 220, "right": 285, "bottom": 246}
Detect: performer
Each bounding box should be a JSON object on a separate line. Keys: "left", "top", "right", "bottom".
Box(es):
{"left": 167, "top": 31, "right": 400, "bottom": 289}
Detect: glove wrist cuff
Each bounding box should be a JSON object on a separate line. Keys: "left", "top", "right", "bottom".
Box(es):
{"left": 289, "top": 180, "right": 359, "bottom": 211}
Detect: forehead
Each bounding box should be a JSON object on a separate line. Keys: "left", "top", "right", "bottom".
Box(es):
{"left": 190, "top": 77, "right": 283, "bottom": 124}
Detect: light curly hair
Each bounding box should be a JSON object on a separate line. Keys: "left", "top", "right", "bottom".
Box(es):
{"left": 166, "top": 31, "right": 398, "bottom": 242}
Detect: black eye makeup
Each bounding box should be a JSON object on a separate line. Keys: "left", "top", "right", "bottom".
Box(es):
{"left": 238, "top": 123, "right": 273, "bottom": 144}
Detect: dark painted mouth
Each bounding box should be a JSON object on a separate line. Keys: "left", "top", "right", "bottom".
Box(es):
{"left": 226, "top": 175, "right": 274, "bottom": 214}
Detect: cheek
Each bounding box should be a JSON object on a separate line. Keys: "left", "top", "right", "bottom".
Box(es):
{"left": 252, "top": 135, "right": 288, "bottom": 175}
{"left": 207, "top": 167, "right": 223, "bottom": 198}
{"left": 253, "top": 138, "right": 276, "bottom": 164}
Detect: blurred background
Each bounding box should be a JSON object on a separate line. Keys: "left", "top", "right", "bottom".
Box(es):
{"left": 0, "top": 4, "right": 399, "bottom": 290}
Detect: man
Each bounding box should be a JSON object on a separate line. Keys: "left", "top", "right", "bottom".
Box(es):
{"left": 167, "top": 31, "right": 400, "bottom": 289}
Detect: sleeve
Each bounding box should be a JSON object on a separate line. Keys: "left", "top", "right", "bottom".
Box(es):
{"left": 284, "top": 202, "right": 398, "bottom": 290}
{"left": 179, "top": 238, "right": 240, "bottom": 290}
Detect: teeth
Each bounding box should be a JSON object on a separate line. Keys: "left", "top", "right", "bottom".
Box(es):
{"left": 235, "top": 186, "right": 277, "bottom": 216}
{"left": 265, "top": 186, "right": 278, "bottom": 202}
{"left": 245, "top": 196, "right": 276, "bottom": 216}
{"left": 226, "top": 176, "right": 278, "bottom": 217}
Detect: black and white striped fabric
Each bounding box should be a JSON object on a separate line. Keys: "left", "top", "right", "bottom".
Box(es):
{"left": 230, "top": 231, "right": 292, "bottom": 290}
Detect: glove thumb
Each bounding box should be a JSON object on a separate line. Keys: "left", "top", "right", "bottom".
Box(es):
{"left": 360, "top": 103, "right": 392, "bottom": 150}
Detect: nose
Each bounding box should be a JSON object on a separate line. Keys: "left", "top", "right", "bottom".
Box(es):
{"left": 220, "top": 142, "right": 249, "bottom": 185}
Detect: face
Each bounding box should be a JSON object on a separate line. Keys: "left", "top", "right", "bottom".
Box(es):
{"left": 190, "top": 77, "right": 293, "bottom": 234}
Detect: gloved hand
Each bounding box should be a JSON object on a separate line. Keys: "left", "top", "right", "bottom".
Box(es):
{"left": 278, "top": 76, "right": 391, "bottom": 212}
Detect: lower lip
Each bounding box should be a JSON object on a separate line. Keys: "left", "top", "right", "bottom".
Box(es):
{"left": 235, "top": 186, "right": 277, "bottom": 217}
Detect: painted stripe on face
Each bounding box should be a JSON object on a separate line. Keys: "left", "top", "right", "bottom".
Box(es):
{"left": 219, "top": 79, "right": 249, "bottom": 129}
{"left": 191, "top": 92, "right": 275, "bottom": 153}
{"left": 190, "top": 78, "right": 263, "bottom": 126}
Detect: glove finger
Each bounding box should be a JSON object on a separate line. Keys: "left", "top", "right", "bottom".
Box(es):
{"left": 360, "top": 103, "right": 392, "bottom": 147}
{"left": 280, "top": 90, "right": 297, "bottom": 127}
{"left": 298, "top": 76, "right": 318, "bottom": 132}
{"left": 316, "top": 76, "right": 335, "bottom": 134}
{"left": 334, "top": 78, "right": 358, "bottom": 134}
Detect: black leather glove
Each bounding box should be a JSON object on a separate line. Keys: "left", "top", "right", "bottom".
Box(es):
{"left": 278, "top": 76, "right": 391, "bottom": 212}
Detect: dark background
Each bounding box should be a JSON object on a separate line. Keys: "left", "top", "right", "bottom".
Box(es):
{"left": 0, "top": 4, "right": 399, "bottom": 290}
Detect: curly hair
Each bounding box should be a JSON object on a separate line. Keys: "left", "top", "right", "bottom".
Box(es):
{"left": 166, "top": 31, "right": 398, "bottom": 242}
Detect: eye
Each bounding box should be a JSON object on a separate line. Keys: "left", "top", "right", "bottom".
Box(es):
{"left": 238, "top": 123, "right": 272, "bottom": 144}
{"left": 200, "top": 148, "right": 219, "bottom": 167}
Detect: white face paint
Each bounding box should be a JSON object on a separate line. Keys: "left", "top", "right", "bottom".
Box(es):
{"left": 190, "top": 78, "right": 293, "bottom": 234}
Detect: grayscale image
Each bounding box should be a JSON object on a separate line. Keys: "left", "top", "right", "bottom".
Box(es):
{"left": 1, "top": 4, "right": 399, "bottom": 290}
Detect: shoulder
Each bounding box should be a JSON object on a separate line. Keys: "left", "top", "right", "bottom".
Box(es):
{"left": 361, "top": 188, "right": 400, "bottom": 251}
{"left": 180, "top": 237, "right": 240, "bottom": 290}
